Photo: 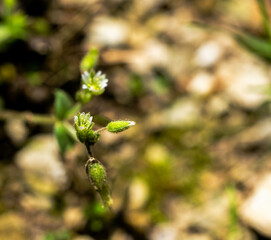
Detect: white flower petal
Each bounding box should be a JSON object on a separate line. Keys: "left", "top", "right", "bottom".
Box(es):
{"left": 128, "top": 121, "right": 136, "bottom": 126}
{"left": 83, "top": 71, "right": 89, "bottom": 77}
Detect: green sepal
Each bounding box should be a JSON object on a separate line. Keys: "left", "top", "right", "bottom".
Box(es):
{"left": 86, "top": 158, "right": 113, "bottom": 209}
{"left": 54, "top": 121, "right": 75, "bottom": 154}
{"left": 76, "top": 90, "right": 92, "bottom": 104}
{"left": 107, "top": 120, "right": 136, "bottom": 133}
{"left": 75, "top": 128, "right": 100, "bottom": 146}
{"left": 80, "top": 48, "right": 99, "bottom": 72}
{"left": 86, "top": 131, "right": 100, "bottom": 146}
{"left": 54, "top": 90, "right": 73, "bottom": 120}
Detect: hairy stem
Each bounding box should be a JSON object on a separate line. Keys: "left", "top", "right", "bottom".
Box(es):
{"left": 0, "top": 110, "right": 56, "bottom": 125}
{"left": 94, "top": 127, "right": 107, "bottom": 134}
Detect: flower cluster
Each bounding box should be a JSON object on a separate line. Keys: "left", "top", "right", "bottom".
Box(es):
{"left": 73, "top": 56, "right": 136, "bottom": 209}
{"left": 74, "top": 112, "right": 93, "bottom": 131}
{"left": 74, "top": 112, "right": 99, "bottom": 145}
{"left": 82, "top": 70, "right": 108, "bottom": 95}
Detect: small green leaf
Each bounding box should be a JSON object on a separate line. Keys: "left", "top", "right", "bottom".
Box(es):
{"left": 107, "top": 120, "right": 136, "bottom": 133}
{"left": 235, "top": 33, "right": 271, "bottom": 60}
{"left": 54, "top": 122, "right": 75, "bottom": 153}
{"left": 80, "top": 48, "right": 99, "bottom": 72}
{"left": 54, "top": 90, "right": 73, "bottom": 120}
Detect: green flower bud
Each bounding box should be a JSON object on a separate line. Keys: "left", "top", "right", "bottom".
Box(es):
{"left": 107, "top": 120, "right": 136, "bottom": 133}
{"left": 80, "top": 48, "right": 99, "bottom": 72}
{"left": 86, "top": 158, "right": 113, "bottom": 208}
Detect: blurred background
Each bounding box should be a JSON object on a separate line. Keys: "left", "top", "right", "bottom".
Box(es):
{"left": 1, "top": 0, "right": 271, "bottom": 239}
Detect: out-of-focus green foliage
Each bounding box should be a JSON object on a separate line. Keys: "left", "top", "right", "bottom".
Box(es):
{"left": 227, "top": 185, "right": 240, "bottom": 240}
{"left": 54, "top": 90, "right": 80, "bottom": 121}
{"left": 54, "top": 90, "right": 81, "bottom": 153}
{"left": 54, "top": 122, "right": 75, "bottom": 154}
{"left": 234, "top": 0, "right": 271, "bottom": 61}
{"left": 80, "top": 48, "right": 99, "bottom": 72}
{"left": 84, "top": 201, "right": 107, "bottom": 232}
{"left": 32, "top": 18, "right": 50, "bottom": 35}
{"left": 43, "top": 230, "right": 71, "bottom": 240}
{"left": 0, "top": 0, "right": 28, "bottom": 50}
{"left": 0, "top": 0, "right": 50, "bottom": 51}
{"left": 26, "top": 71, "right": 42, "bottom": 86}
{"left": 0, "top": 63, "right": 16, "bottom": 83}
{"left": 151, "top": 74, "right": 171, "bottom": 96}
{"left": 257, "top": 0, "right": 271, "bottom": 40}
{"left": 129, "top": 74, "right": 145, "bottom": 97}
{"left": 235, "top": 33, "right": 271, "bottom": 60}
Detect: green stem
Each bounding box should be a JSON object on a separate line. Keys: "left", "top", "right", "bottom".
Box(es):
{"left": 85, "top": 144, "right": 94, "bottom": 157}
{"left": 0, "top": 110, "right": 56, "bottom": 125}
{"left": 257, "top": 0, "right": 271, "bottom": 41}
{"left": 94, "top": 127, "right": 107, "bottom": 134}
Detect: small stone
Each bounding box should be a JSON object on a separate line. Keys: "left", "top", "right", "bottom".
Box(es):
{"left": 20, "top": 194, "right": 52, "bottom": 211}
{"left": 128, "top": 178, "right": 149, "bottom": 210}
{"left": 144, "top": 144, "right": 170, "bottom": 165}
{"left": 5, "top": 119, "right": 28, "bottom": 146}
{"left": 131, "top": 40, "right": 169, "bottom": 73}
{"left": 165, "top": 98, "right": 200, "bottom": 127}
{"left": 15, "top": 134, "right": 68, "bottom": 194}
{"left": 72, "top": 235, "right": 95, "bottom": 240}
{"left": 149, "top": 224, "right": 178, "bottom": 240}
{"left": 218, "top": 60, "right": 269, "bottom": 109}
{"left": 187, "top": 72, "right": 216, "bottom": 96}
{"left": 235, "top": 118, "right": 271, "bottom": 147}
{"left": 125, "top": 210, "right": 150, "bottom": 230}
{"left": 207, "top": 95, "right": 229, "bottom": 115}
{"left": 63, "top": 207, "right": 86, "bottom": 230}
{"left": 88, "top": 17, "right": 130, "bottom": 46}
{"left": 110, "top": 229, "right": 133, "bottom": 240}
{"left": 0, "top": 213, "right": 28, "bottom": 240}
{"left": 194, "top": 41, "right": 223, "bottom": 67}
{"left": 240, "top": 174, "right": 271, "bottom": 237}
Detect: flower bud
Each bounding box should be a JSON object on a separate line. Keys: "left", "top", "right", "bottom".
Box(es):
{"left": 107, "top": 120, "right": 136, "bottom": 133}
{"left": 86, "top": 158, "right": 113, "bottom": 208}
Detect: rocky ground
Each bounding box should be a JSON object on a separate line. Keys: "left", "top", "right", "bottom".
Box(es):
{"left": 1, "top": 0, "right": 271, "bottom": 239}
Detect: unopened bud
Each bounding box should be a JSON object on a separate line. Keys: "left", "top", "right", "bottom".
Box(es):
{"left": 107, "top": 120, "right": 136, "bottom": 133}
{"left": 86, "top": 158, "right": 113, "bottom": 209}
